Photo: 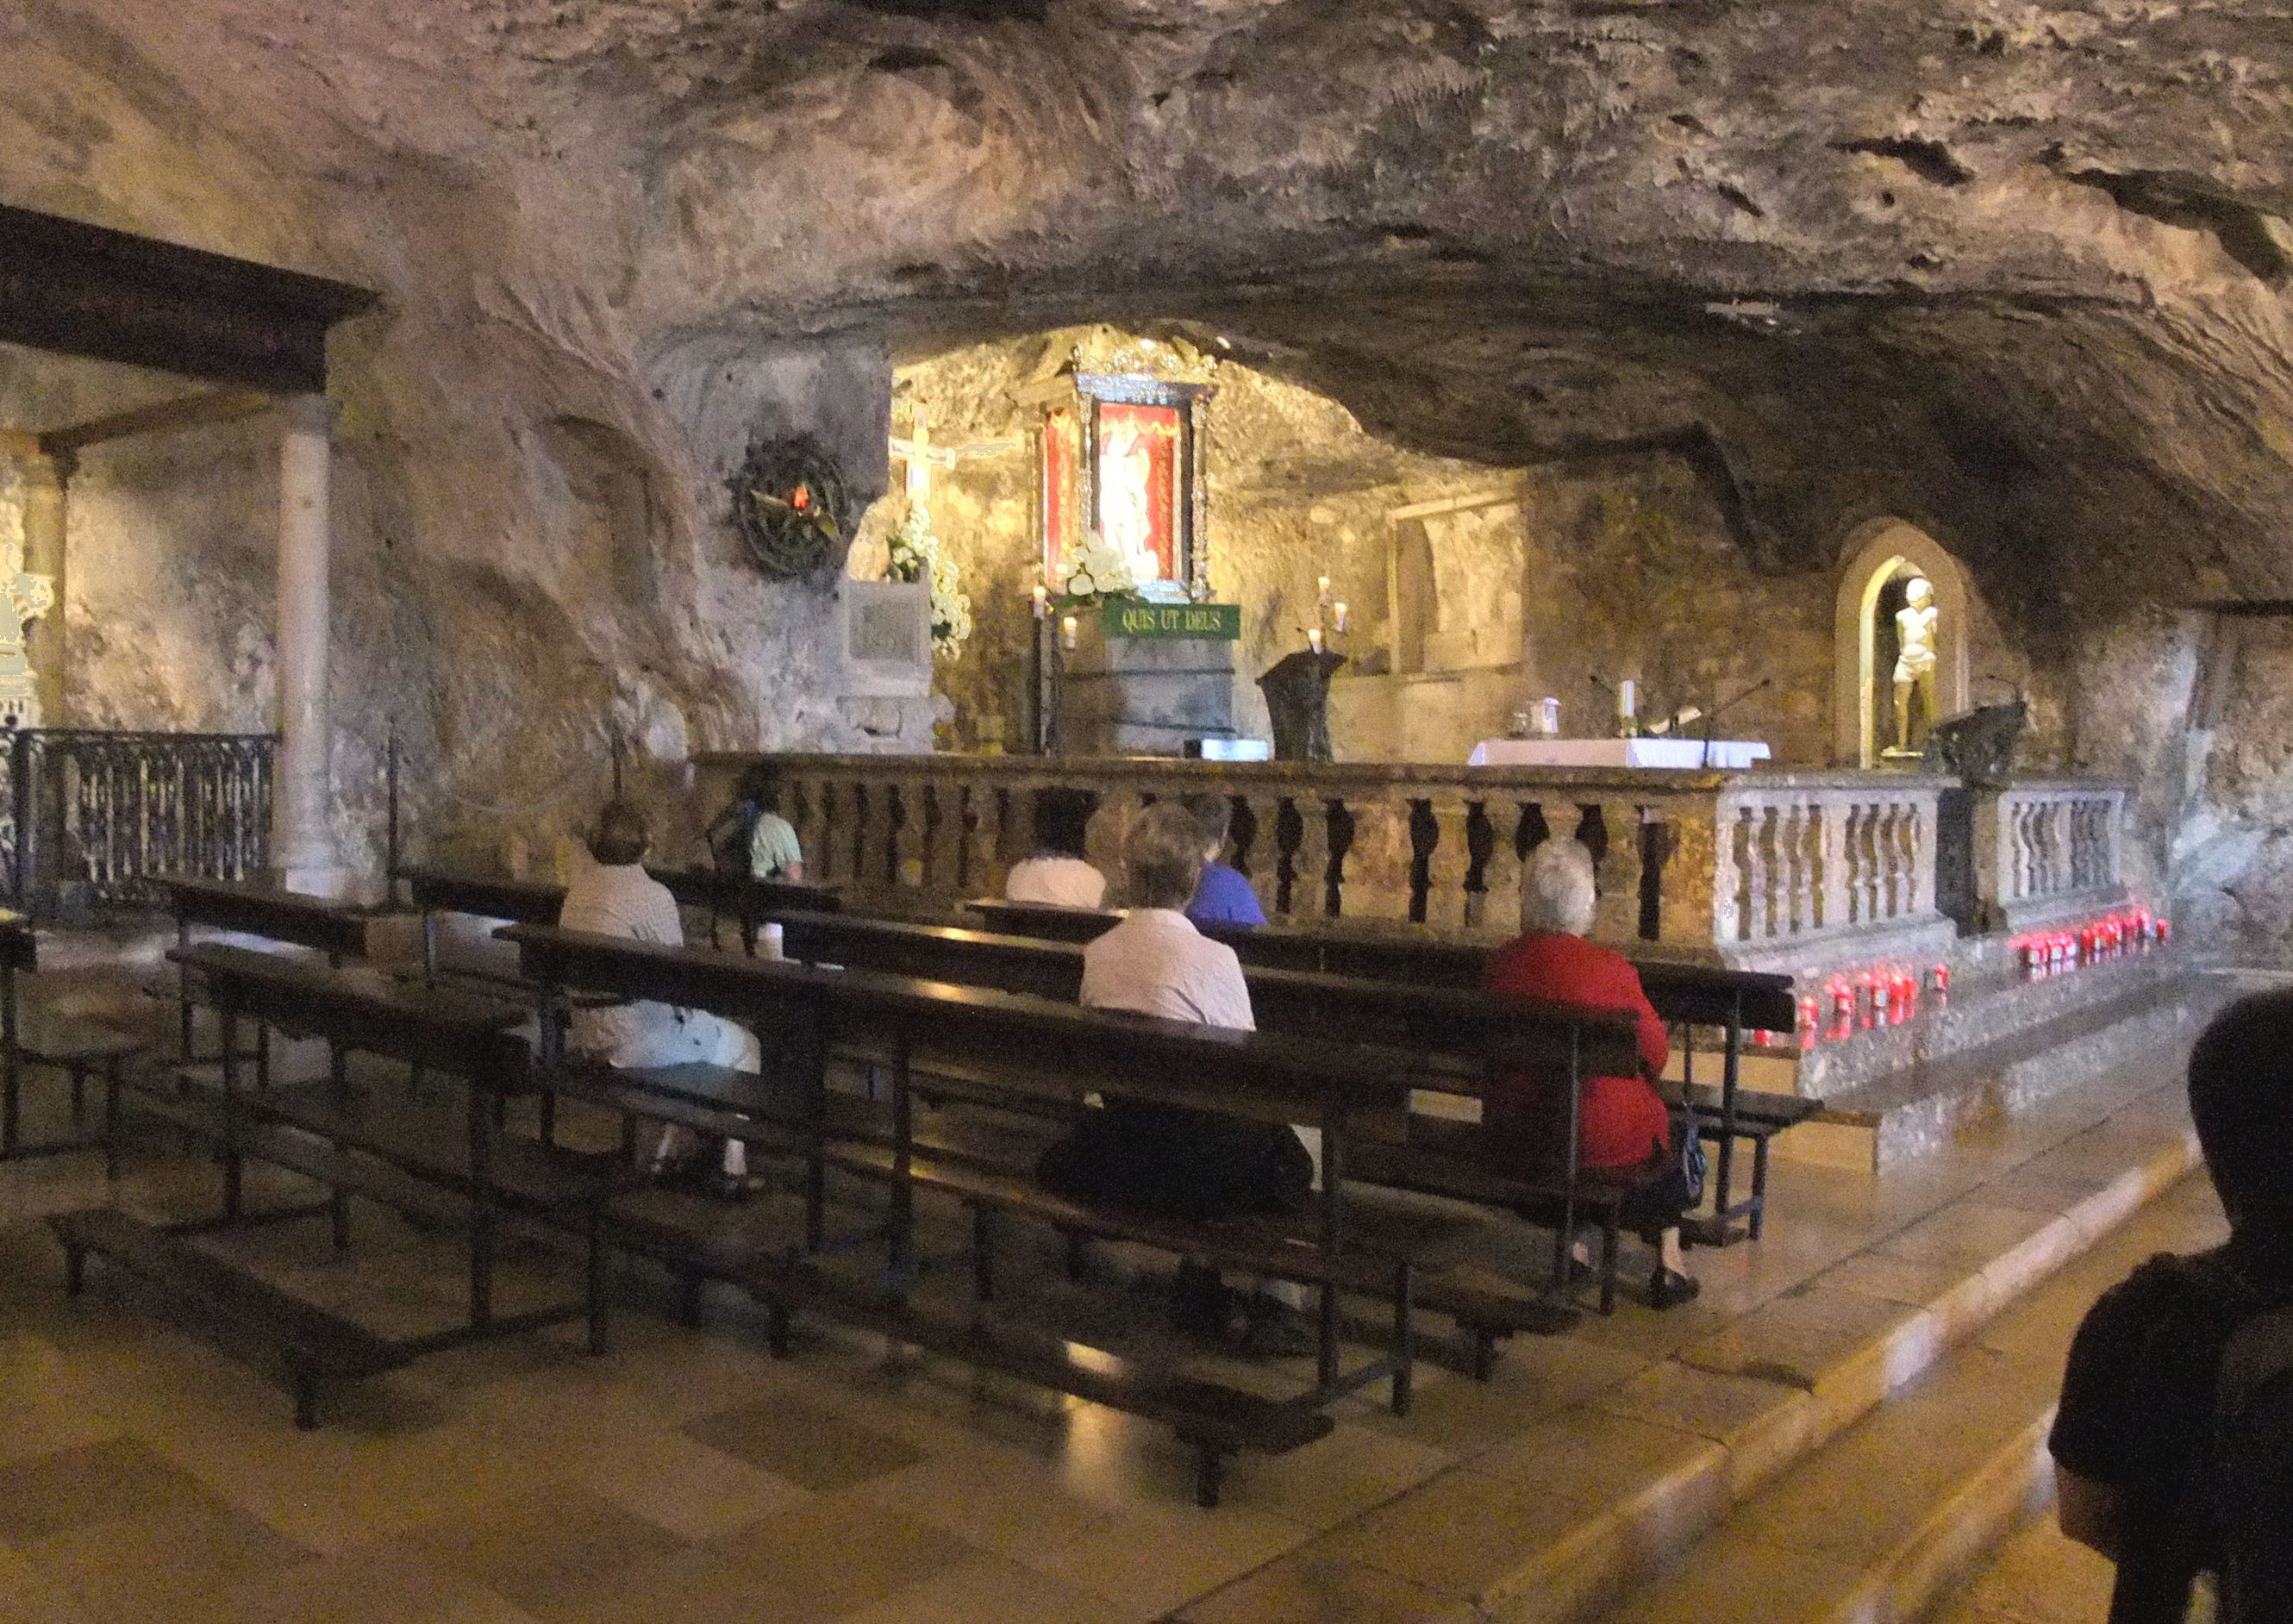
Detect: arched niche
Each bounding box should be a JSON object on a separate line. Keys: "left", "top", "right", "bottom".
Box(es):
{"left": 1832, "top": 520, "right": 1971, "bottom": 767}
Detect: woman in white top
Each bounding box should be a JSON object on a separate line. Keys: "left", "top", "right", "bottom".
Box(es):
{"left": 1003, "top": 786, "right": 1107, "bottom": 909}
{"left": 1036, "top": 802, "right": 1314, "bottom": 1352}
{"left": 560, "top": 801, "right": 761, "bottom": 1196}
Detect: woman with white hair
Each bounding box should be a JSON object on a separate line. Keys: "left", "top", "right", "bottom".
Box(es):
{"left": 1486, "top": 838, "right": 1700, "bottom": 1309}
{"left": 1036, "top": 800, "right": 1315, "bottom": 1352}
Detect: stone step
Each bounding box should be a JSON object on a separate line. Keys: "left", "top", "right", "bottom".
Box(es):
{"left": 1171, "top": 1037, "right": 2206, "bottom": 1624}
{"left": 1779, "top": 972, "right": 2210, "bottom": 1173}
{"left": 1589, "top": 1152, "right": 2227, "bottom": 1624}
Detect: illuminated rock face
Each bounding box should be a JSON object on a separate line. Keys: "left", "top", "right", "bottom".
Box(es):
{"left": 0, "top": 2, "right": 2290, "bottom": 944}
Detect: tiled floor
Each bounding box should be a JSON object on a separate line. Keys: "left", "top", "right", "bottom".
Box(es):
{"left": 0, "top": 993, "right": 2214, "bottom": 1624}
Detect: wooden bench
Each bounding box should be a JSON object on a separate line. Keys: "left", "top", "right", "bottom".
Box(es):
{"left": 396, "top": 865, "right": 566, "bottom": 998}
{"left": 84, "top": 944, "right": 616, "bottom": 1411}
{"left": 0, "top": 915, "right": 144, "bottom": 1172}
{"left": 503, "top": 922, "right": 1496, "bottom": 1501}
{"left": 155, "top": 875, "right": 385, "bottom": 1065}
{"left": 965, "top": 898, "right": 1805, "bottom": 1242}
{"left": 648, "top": 866, "right": 840, "bottom": 955}
{"left": 778, "top": 910, "right": 1650, "bottom": 1319}
{"left": 49, "top": 1207, "right": 409, "bottom": 1427}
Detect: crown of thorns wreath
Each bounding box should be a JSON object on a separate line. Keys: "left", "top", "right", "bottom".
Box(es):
{"left": 728, "top": 433, "right": 851, "bottom": 580}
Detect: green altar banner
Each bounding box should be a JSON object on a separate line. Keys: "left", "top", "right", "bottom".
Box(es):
{"left": 1100, "top": 601, "right": 1242, "bottom": 640}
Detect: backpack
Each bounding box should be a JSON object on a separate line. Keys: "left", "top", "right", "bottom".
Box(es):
{"left": 2208, "top": 1301, "right": 2293, "bottom": 1623}
{"left": 705, "top": 803, "right": 757, "bottom": 875}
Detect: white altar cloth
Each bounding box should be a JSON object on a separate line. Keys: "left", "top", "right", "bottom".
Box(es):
{"left": 1467, "top": 737, "right": 1771, "bottom": 770}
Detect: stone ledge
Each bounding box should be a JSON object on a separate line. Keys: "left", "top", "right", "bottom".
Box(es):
{"left": 1173, "top": 1075, "right": 2201, "bottom": 1624}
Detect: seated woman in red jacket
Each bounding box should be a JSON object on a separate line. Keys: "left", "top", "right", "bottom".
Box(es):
{"left": 1484, "top": 838, "right": 1699, "bottom": 1309}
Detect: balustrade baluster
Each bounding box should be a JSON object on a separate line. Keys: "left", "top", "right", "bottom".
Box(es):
{"left": 1341, "top": 793, "right": 1414, "bottom": 924}
{"left": 1236, "top": 791, "right": 1286, "bottom": 920}
{"left": 1752, "top": 804, "right": 1780, "bottom": 940}
{"left": 1290, "top": 792, "right": 1333, "bottom": 922}
{"left": 1421, "top": 793, "right": 1475, "bottom": 934}
{"left": 1481, "top": 800, "right": 1526, "bottom": 935}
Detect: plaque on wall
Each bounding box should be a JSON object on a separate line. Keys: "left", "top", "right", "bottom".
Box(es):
{"left": 839, "top": 578, "right": 933, "bottom": 697}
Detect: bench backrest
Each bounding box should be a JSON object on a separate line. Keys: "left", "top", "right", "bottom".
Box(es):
{"left": 501, "top": 922, "right": 1473, "bottom": 1126}
{"left": 778, "top": 911, "right": 1640, "bottom": 1081}
{"left": 159, "top": 877, "right": 376, "bottom": 959}
{"left": 965, "top": 897, "right": 1796, "bottom": 1034}
{"left": 176, "top": 942, "right": 529, "bottom": 1077}
{"left": 397, "top": 867, "right": 566, "bottom": 927}
{"left": 650, "top": 866, "right": 842, "bottom": 922}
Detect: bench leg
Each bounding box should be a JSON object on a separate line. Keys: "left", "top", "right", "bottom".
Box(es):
{"left": 1390, "top": 1263, "right": 1414, "bottom": 1417}
{"left": 1063, "top": 1231, "right": 1087, "bottom": 1283}
{"left": 330, "top": 1185, "right": 352, "bottom": 1251}
{"left": 586, "top": 1221, "right": 609, "bottom": 1358}
{"left": 1194, "top": 1445, "right": 1224, "bottom": 1509}
{"left": 104, "top": 1061, "right": 123, "bottom": 1183}
{"left": 291, "top": 1367, "right": 318, "bottom": 1431}
{"left": 766, "top": 1301, "right": 792, "bottom": 1359}
{"left": 64, "top": 1245, "right": 85, "bottom": 1297}
{"left": 539, "top": 1090, "right": 557, "bottom": 1148}
{"left": 1599, "top": 1221, "right": 1619, "bottom": 1317}
{"left": 1471, "top": 1328, "right": 1497, "bottom": 1383}
{"left": 677, "top": 1272, "right": 705, "bottom": 1328}
{"left": 407, "top": 1063, "right": 425, "bottom": 1102}
{"left": 1750, "top": 1138, "right": 1771, "bottom": 1241}
{"left": 69, "top": 1066, "right": 86, "bottom": 1126}
{"left": 2, "top": 1052, "right": 17, "bottom": 1158}
{"left": 972, "top": 1209, "right": 995, "bottom": 1304}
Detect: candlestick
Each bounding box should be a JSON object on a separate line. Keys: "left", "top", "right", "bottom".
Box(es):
{"left": 1060, "top": 614, "right": 1078, "bottom": 651}
{"left": 1333, "top": 601, "right": 1349, "bottom": 633}
{"left": 1316, "top": 574, "right": 1332, "bottom": 607}
{"left": 1031, "top": 583, "right": 1049, "bottom": 620}
{"left": 1307, "top": 627, "right": 1324, "bottom": 654}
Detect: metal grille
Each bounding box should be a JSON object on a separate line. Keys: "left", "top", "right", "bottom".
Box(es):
{"left": 3, "top": 728, "right": 277, "bottom": 908}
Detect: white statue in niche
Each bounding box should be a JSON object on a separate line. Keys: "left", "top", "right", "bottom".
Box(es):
{"left": 1891, "top": 574, "right": 1939, "bottom": 754}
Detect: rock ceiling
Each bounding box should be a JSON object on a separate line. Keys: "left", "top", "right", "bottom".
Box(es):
{"left": 10, "top": 0, "right": 2293, "bottom": 633}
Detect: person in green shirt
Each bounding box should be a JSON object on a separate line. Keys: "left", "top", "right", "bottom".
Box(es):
{"left": 707, "top": 765, "right": 805, "bottom": 883}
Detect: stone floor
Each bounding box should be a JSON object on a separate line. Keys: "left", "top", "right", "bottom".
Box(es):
{"left": 0, "top": 997, "right": 2217, "bottom": 1624}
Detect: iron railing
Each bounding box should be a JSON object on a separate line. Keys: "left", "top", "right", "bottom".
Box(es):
{"left": 4, "top": 728, "right": 277, "bottom": 909}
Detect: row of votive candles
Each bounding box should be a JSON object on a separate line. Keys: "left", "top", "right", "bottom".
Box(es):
{"left": 2015, "top": 909, "right": 2169, "bottom": 980}
{"left": 1760, "top": 963, "right": 1951, "bottom": 1049}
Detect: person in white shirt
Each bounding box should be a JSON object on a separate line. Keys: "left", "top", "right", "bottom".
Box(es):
{"left": 1003, "top": 787, "right": 1107, "bottom": 909}
{"left": 1036, "top": 801, "right": 1314, "bottom": 1353}
{"left": 559, "top": 801, "right": 761, "bottom": 1195}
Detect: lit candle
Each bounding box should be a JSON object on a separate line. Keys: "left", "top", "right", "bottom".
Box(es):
{"left": 1617, "top": 679, "right": 1636, "bottom": 721}
{"left": 1316, "top": 574, "right": 1332, "bottom": 607}
{"left": 1032, "top": 583, "right": 1049, "bottom": 620}
{"left": 1333, "top": 601, "right": 1349, "bottom": 633}
{"left": 1307, "top": 627, "right": 1324, "bottom": 654}
{"left": 1060, "top": 614, "right": 1078, "bottom": 651}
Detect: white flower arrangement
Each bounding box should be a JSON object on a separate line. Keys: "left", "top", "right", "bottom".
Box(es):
{"left": 885, "top": 503, "right": 973, "bottom": 659}
{"left": 1058, "top": 528, "right": 1138, "bottom": 602}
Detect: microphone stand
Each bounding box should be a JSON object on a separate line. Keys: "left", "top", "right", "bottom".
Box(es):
{"left": 1698, "top": 678, "right": 1774, "bottom": 770}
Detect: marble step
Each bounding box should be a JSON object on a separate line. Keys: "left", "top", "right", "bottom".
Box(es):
{"left": 1170, "top": 1040, "right": 2202, "bottom": 1624}
{"left": 1779, "top": 972, "right": 2214, "bottom": 1174}
{"left": 1588, "top": 1151, "right": 2227, "bottom": 1624}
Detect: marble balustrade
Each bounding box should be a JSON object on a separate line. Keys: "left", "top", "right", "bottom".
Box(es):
{"left": 688, "top": 753, "right": 2127, "bottom": 973}
{"left": 1971, "top": 779, "right": 2129, "bottom": 934}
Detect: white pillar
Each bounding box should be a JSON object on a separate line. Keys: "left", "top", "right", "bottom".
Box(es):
{"left": 19, "top": 451, "right": 67, "bottom": 726}
{"left": 274, "top": 394, "right": 343, "bottom": 895}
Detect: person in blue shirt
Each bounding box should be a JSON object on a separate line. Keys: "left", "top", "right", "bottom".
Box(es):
{"left": 1183, "top": 793, "right": 1267, "bottom": 928}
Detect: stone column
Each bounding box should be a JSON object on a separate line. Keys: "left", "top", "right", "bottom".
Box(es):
{"left": 274, "top": 396, "right": 343, "bottom": 895}
{"left": 19, "top": 452, "right": 69, "bottom": 725}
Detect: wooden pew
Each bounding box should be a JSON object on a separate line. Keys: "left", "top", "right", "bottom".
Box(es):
{"left": 0, "top": 915, "right": 143, "bottom": 1173}
{"left": 965, "top": 897, "right": 1809, "bottom": 1241}
{"left": 777, "top": 910, "right": 1659, "bottom": 1315}
{"left": 502, "top": 922, "right": 1565, "bottom": 1502}
{"left": 60, "top": 942, "right": 619, "bottom": 1427}
{"left": 155, "top": 875, "right": 386, "bottom": 1065}
{"left": 648, "top": 866, "right": 840, "bottom": 954}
